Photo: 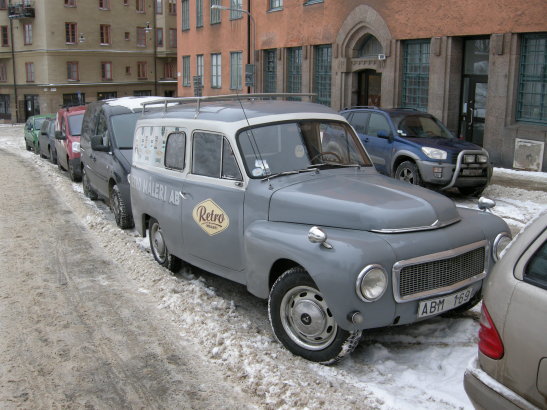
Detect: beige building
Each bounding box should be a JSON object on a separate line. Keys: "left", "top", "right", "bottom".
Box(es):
{"left": 0, "top": 0, "right": 177, "bottom": 123}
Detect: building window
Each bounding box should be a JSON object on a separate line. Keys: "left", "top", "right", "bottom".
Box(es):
{"left": 134, "top": 90, "right": 152, "bottom": 96}
{"left": 136, "top": 27, "right": 146, "bottom": 47}
{"left": 64, "top": 0, "right": 76, "bottom": 7}
{"left": 211, "top": 53, "right": 221, "bottom": 88}
{"left": 123, "top": 0, "right": 128, "bottom": 5}
{"left": 196, "top": 54, "right": 204, "bottom": 85}
{"left": 313, "top": 44, "right": 332, "bottom": 106}
{"left": 0, "top": 63, "right": 7, "bottom": 81}
{"left": 0, "top": 1, "right": 7, "bottom": 10}
{"left": 287, "top": 47, "right": 302, "bottom": 97}
{"left": 63, "top": 93, "right": 85, "bottom": 106}
{"left": 101, "top": 62, "right": 112, "bottom": 80}
{"left": 263, "top": 49, "right": 277, "bottom": 93}
{"left": 25, "top": 62, "right": 35, "bottom": 82}
{"left": 169, "top": 28, "right": 176, "bottom": 47}
{"left": 181, "top": 0, "right": 189, "bottom": 30}
{"left": 67, "top": 62, "right": 79, "bottom": 81}
{"left": 0, "top": 26, "right": 7, "bottom": 47}
{"left": 168, "top": 0, "right": 176, "bottom": 14}
{"left": 517, "top": 33, "right": 547, "bottom": 125}
{"left": 156, "top": 28, "right": 163, "bottom": 47}
{"left": 125, "top": 65, "right": 131, "bottom": 75}
{"left": 136, "top": 0, "right": 144, "bottom": 12}
{"left": 210, "top": 0, "right": 221, "bottom": 24}
{"left": 164, "top": 62, "right": 176, "bottom": 79}
{"left": 269, "top": 0, "right": 282, "bottom": 10}
{"left": 182, "top": 56, "right": 191, "bottom": 86}
{"left": 99, "top": 0, "right": 110, "bottom": 10}
{"left": 23, "top": 24, "right": 32, "bottom": 45}
{"left": 137, "top": 61, "right": 147, "bottom": 79}
{"left": 196, "top": 0, "right": 203, "bottom": 27}
{"left": 155, "top": 0, "right": 163, "bottom": 14}
{"left": 230, "top": 0, "right": 242, "bottom": 19}
{"left": 98, "top": 92, "right": 117, "bottom": 100}
{"left": 304, "top": 0, "right": 323, "bottom": 4}
{"left": 401, "top": 39, "right": 430, "bottom": 111}
{"left": 125, "top": 31, "right": 130, "bottom": 41}
{"left": 65, "top": 22, "right": 77, "bottom": 44}
{"left": 230, "top": 51, "right": 242, "bottom": 90}
{"left": 358, "top": 35, "right": 383, "bottom": 58}
{"left": 100, "top": 24, "right": 111, "bottom": 45}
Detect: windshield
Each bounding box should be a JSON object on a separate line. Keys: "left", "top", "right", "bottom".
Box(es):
{"left": 238, "top": 120, "right": 372, "bottom": 178}
{"left": 111, "top": 112, "right": 140, "bottom": 149}
{"left": 67, "top": 114, "right": 84, "bottom": 136}
{"left": 392, "top": 114, "right": 455, "bottom": 139}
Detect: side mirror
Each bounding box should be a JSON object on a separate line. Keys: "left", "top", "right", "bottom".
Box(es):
{"left": 377, "top": 129, "right": 393, "bottom": 141}
{"left": 55, "top": 130, "right": 66, "bottom": 140}
{"left": 91, "top": 135, "right": 109, "bottom": 152}
{"left": 478, "top": 197, "right": 496, "bottom": 212}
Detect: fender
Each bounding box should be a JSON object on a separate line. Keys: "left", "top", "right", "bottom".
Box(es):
{"left": 390, "top": 149, "right": 422, "bottom": 176}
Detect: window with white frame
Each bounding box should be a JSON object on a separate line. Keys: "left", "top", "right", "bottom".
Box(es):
{"left": 100, "top": 24, "right": 111, "bottom": 45}
{"left": 23, "top": 24, "right": 32, "bottom": 45}
{"left": 25, "top": 62, "right": 35, "bottom": 82}
{"left": 196, "top": 54, "right": 204, "bottom": 85}
{"left": 65, "top": 22, "right": 77, "bottom": 44}
{"left": 101, "top": 62, "right": 112, "bottom": 80}
{"left": 136, "top": 27, "right": 146, "bottom": 47}
{"left": 230, "top": 0, "right": 242, "bottom": 19}
{"left": 137, "top": 61, "right": 147, "bottom": 79}
{"left": 67, "top": 62, "right": 79, "bottom": 81}
{"left": 181, "top": 0, "right": 189, "bottom": 30}
{"left": 230, "top": 51, "right": 242, "bottom": 90}
{"left": 168, "top": 0, "right": 176, "bottom": 14}
{"left": 64, "top": 0, "right": 76, "bottom": 6}
{"left": 269, "top": 0, "right": 282, "bottom": 10}
{"left": 196, "top": 0, "right": 203, "bottom": 27}
{"left": 136, "top": 0, "right": 144, "bottom": 12}
{"left": 155, "top": 0, "right": 163, "bottom": 14}
{"left": 99, "top": 0, "right": 110, "bottom": 10}
{"left": 164, "top": 62, "right": 176, "bottom": 79}
{"left": 210, "top": 0, "right": 221, "bottom": 24}
{"left": 211, "top": 53, "right": 221, "bottom": 88}
{"left": 182, "top": 56, "right": 191, "bottom": 86}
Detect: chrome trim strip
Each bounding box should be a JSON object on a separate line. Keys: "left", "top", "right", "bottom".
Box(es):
{"left": 492, "top": 232, "right": 512, "bottom": 262}
{"left": 371, "top": 216, "right": 460, "bottom": 233}
{"left": 392, "top": 240, "right": 488, "bottom": 303}
{"left": 441, "top": 149, "right": 488, "bottom": 191}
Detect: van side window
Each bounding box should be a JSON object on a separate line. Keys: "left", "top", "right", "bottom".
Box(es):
{"left": 164, "top": 132, "right": 186, "bottom": 171}
{"left": 95, "top": 113, "right": 110, "bottom": 146}
{"left": 192, "top": 132, "right": 221, "bottom": 177}
{"left": 222, "top": 138, "right": 242, "bottom": 181}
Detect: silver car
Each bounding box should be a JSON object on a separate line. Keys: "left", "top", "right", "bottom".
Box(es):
{"left": 464, "top": 212, "right": 547, "bottom": 409}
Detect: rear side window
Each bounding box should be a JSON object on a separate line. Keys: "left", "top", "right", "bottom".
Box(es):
{"left": 349, "top": 111, "right": 370, "bottom": 134}
{"left": 164, "top": 132, "right": 186, "bottom": 171}
{"left": 525, "top": 239, "right": 547, "bottom": 289}
{"left": 366, "top": 113, "right": 390, "bottom": 136}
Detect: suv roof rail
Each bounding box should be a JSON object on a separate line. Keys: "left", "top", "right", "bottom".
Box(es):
{"left": 392, "top": 107, "right": 422, "bottom": 111}
{"left": 342, "top": 105, "right": 379, "bottom": 110}
{"left": 141, "top": 93, "right": 316, "bottom": 118}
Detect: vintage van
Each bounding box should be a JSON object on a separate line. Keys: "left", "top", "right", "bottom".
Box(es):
{"left": 130, "top": 95, "right": 511, "bottom": 364}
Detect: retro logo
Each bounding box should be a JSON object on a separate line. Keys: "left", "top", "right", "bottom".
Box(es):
{"left": 192, "top": 199, "right": 230, "bottom": 236}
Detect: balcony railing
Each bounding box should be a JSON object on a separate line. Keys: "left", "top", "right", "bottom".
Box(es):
{"left": 8, "top": 2, "right": 35, "bottom": 19}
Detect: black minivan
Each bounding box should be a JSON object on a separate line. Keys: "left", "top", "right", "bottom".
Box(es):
{"left": 80, "top": 97, "right": 158, "bottom": 229}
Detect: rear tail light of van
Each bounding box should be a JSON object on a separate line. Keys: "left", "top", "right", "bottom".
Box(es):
{"left": 478, "top": 303, "right": 504, "bottom": 360}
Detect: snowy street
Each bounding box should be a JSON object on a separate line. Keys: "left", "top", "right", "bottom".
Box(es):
{"left": 1, "top": 125, "right": 546, "bottom": 409}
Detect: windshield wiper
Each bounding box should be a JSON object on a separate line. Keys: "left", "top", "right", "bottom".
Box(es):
{"left": 309, "top": 162, "right": 361, "bottom": 169}
{"left": 261, "top": 167, "right": 318, "bottom": 181}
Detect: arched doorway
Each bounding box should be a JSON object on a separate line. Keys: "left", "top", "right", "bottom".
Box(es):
{"left": 357, "top": 69, "right": 382, "bottom": 106}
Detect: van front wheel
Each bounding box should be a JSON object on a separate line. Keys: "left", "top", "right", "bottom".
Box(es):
{"left": 149, "top": 217, "right": 181, "bottom": 273}
{"left": 111, "top": 184, "right": 133, "bottom": 229}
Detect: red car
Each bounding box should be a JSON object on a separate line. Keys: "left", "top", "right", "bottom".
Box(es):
{"left": 55, "top": 105, "right": 87, "bottom": 181}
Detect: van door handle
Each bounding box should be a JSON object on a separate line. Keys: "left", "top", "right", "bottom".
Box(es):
{"left": 179, "top": 192, "right": 189, "bottom": 200}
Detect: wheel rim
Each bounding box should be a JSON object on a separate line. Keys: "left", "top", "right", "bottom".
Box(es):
{"left": 280, "top": 285, "right": 337, "bottom": 350}
{"left": 150, "top": 222, "right": 167, "bottom": 263}
{"left": 398, "top": 167, "right": 415, "bottom": 184}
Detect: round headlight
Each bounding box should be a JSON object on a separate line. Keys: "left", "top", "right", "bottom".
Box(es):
{"left": 356, "top": 265, "right": 388, "bottom": 302}
{"left": 493, "top": 233, "right": 512, "bottom": 262}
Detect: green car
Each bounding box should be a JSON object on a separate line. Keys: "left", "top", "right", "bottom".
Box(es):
{"left": 24, "top": 114, "right": 55, "bottom": 154}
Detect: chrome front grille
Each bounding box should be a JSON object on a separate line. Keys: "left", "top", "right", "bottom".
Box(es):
{"left": 393, "top": 241, "right": 487, "bottom": 302}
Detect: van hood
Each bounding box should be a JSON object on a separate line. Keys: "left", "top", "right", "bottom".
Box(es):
{"left": 268, "top": 173, "right": 460, "bottom": 232}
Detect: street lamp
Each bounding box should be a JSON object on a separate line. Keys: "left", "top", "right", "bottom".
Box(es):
{"left": 211, "top": 4, "right": 255, "bottom": 92}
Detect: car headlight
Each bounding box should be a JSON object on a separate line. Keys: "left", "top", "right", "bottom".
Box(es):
{"left": 493, "top": 233, "right": 512, "bottom": 262}
{"left": 72, "top": 141, "right": 80, "bottom": 153}
{"left": 356, "top": 265, "right": 388, "bottom": 302}
{"left": 421, "top": 147, "right": 447, "bottom": 160}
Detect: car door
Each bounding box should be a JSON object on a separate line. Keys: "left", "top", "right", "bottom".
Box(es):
{"left": 503, "top": 230, "right": 547, "bottom": 407}
{"left": 180, "top": 131, "right": 245, "bottom": 273}
{"left": 363, "top": 112, "right": 393, "bottom": 175}
{"left": 88, "top": 111, "right": 111, "bottom": 198}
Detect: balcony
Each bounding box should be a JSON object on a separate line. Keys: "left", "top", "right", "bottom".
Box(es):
{"left": 8, "top": 2, "right": 35, "bottom": 19}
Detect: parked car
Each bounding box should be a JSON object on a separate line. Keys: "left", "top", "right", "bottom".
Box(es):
{"left": 54, "top": 105, "right": 86, "bottom": 181}
{"left": 38, "top": 118, "right": 57, "bottom": 163}
{"left": 130, "top": 95, "right": 510, "bottom": 364}
{"left": 80, "top": 97, "right": 159, "bottom": 229}
{"left": 464, "top": 211, "right": 547, "bottom": 409}
{"left": 24, "top": 114, "right": 54, "bottom": 154}
{"left": 340, "top": 107, "right": 492, "bottom": 196}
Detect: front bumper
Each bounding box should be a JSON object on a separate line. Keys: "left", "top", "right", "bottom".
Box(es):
{"left": 68, "top": 157, "right": 82, "bottom": 177}
{"left": 464, "top": 358, "right": 537, "bottom": 410}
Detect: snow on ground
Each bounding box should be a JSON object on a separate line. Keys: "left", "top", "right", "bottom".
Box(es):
{"left": 1, "top": 125, "right": 546, "bottom": 409}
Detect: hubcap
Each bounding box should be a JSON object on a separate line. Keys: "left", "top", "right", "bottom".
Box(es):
{"left": 399, "top": 168, "right": 415, "bottom": 183}
{"left": 151, "top": 223, "right": 166, "bottom": 263}
{"left": 280, "top": 285, "right": 337, "bottom": 350}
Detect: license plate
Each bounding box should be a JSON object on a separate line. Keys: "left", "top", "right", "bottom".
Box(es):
{"left": 462, "top": 169, "right": 483, "bottom": 176}
{"left": 417, "top": 287, "right": 473, "bottom": 318}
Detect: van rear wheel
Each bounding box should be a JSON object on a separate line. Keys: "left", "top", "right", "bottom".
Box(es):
{"left": 149, "top": 217, "right": 181, "bottom": 272}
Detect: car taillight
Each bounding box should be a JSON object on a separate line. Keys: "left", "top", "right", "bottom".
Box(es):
{"left": 478, "top": 303, "right": 504, "bottom": 360}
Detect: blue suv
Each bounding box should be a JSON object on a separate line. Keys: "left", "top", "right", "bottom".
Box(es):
{"left": 340, "top": 107, "right": 492, "bottom": 196}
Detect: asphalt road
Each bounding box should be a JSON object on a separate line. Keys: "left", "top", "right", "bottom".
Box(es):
{"left": 0, "top": 148, "right": 253, "bottom": 409}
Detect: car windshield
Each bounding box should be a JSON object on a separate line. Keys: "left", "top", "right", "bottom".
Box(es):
{"left": 67, "top": 114, "right": 84, "bottom": 136}
{"left": 110, "top": 112, "right": 140, "bottom": 149}
{"left": 238, "top": 120, "right": 372, "bottom": 178}
{"left": 392, "top": 114, "right": 455, "bottom": 139}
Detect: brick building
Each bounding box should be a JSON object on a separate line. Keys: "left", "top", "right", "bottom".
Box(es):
{"left": 0, "top": 0, "right": 178, "bottom": 123}
{"left": 177, "top": 0, "right": 547, "bottom": 171}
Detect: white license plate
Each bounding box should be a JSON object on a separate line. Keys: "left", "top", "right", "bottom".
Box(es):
{"left": 417, "top": 287, "right": 473, "bottom": 318}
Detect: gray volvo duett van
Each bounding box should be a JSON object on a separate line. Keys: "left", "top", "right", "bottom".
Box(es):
{"left": 130, "top": 94, "right": 511, "bottom": 364}
{"left": 80, "top": 97, "right": 160, "bottom": 229}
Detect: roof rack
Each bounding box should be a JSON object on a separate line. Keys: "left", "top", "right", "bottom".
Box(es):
{"left": 141, "top": 93, "right": 316, "bottom": 118}
{"left": 342, "top": 105, "right": 379, "bottom": 110}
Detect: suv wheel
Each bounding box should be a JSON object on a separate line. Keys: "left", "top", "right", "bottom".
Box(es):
{"left": 111, "top": 184, "right": 133, "bottom": 229}
{"left": 149, "top": 217, "right": 181, "bottom": 272}
{"left": 82, "top": 168, "right": 98, "bottom": 200}
{"left": 68, "top": 159, "right": 81, "bottom": 182}
{"left": 268, "top": 267, "right": 361, "bottom": 364}
{"left": 395, "top": 161, "right": 422, "bottom": 186}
